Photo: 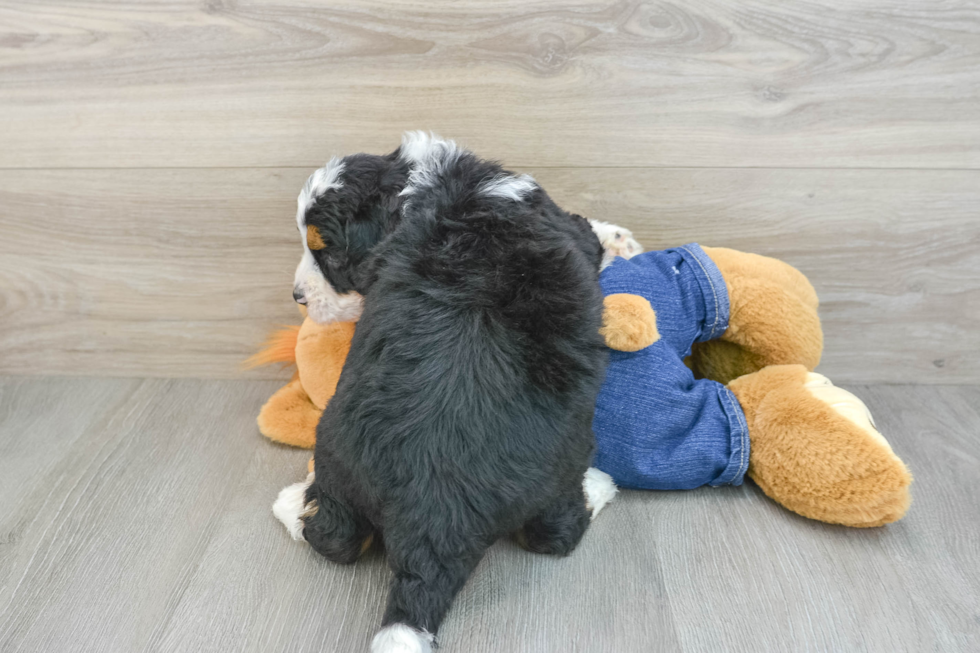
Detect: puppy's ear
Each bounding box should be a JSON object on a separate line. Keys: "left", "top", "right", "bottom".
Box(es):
{"left": 303, "top": 153, "right": 408, "bottom": 295}
{"left": 565, "top": 212, "right": 605, "bottom": 271}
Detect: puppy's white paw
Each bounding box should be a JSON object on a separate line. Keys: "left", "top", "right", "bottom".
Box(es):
{"left": 272, "top": 472, "right": 316, "bottom": 541}
{"left": 590, "top": 219, "right": 642, "bottom": 269}
{"left": 371, "top": 624, "right": 434, "bottom": 653}
{"left": 583, "top": 467, "right": 618, "bottom": 520}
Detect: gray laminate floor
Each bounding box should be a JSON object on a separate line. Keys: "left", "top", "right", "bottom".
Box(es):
{"left": 0, "top": 377, "right": 977, "bottom": 652}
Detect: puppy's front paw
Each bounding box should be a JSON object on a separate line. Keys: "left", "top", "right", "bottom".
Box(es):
{"left": 589, "top": 220, "right": 642, "bottom": 269}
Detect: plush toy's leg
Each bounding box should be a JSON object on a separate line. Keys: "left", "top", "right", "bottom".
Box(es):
{"left": 600, "top": 294, "right": 660, "bottom": 352}
{"left": 728, "top": 365, "right": 912, "bottom": 527}
{"left": 690, "top": 247, "right": 823, "bottom": 385}
{"left": 256, "top": 377, "right": 321, "bottom": 449}
{"left": 593, "top": 245, "right": 752, "bottom": 491}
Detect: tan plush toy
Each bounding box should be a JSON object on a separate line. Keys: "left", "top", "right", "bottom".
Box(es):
{"left": 595, "top": 244, "right": 910, "bottom": 527}
{"left": 251, "top": 245, "right": 911, "bottom": 527}
{"left": 247, "top": 307, "right": 353, "bottom": 451}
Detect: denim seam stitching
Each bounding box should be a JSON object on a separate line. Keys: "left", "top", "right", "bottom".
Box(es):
{"left": 678, "top": 245, "right": 722, "bottom": 340}
{"left": 722, "top": 388, "right": 749, "bottom": 482}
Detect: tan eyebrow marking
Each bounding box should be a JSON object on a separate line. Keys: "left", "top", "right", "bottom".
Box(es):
{"left": 307, "top": 225, "right": 326, "bottom": 250}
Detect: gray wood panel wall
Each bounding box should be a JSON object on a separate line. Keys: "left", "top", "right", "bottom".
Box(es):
{"left": 1, "top": 0, "right": 978, "bottom": 383}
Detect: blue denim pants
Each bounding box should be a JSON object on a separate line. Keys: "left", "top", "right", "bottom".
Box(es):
{"left": 592, "top": 244, "right": 750, "bottom": 490}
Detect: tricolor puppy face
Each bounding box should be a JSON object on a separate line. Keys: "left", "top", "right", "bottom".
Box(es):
{"left": 293, "top": 152, "right": 408, "bottom": 324}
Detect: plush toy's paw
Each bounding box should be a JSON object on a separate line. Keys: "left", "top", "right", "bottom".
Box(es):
{"left": 589, "top": 219, "right": 642, "bottom": 269}
{"left": 691, "top": 247, "right": 822, "bottom": 385}
{"left": 600, "top": 294, "right": 659, "bottom": 352}
{"left": 729, "top": 365, "right": 912, "bottom": 527}
{"left": 257, "top": 377, "right": 320, "bottom": 449}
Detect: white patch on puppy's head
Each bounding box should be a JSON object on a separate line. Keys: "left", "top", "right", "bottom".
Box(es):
{"left": 398, "top": 130, "right": 459, "bottom": 166}
{"left": 293, "top": 159, "right": 365, "bottom": 324}
{"left": 299, "top": 157, "right": 345, "bottom": 214}
{"left": 479, "top": 173, "right": 537, "bottom": 201}
{"left": 398, "top": 131, "right": 462, "bottom": 198}
{"left": 399, "top": 131, "right": 536, "bottom": 205}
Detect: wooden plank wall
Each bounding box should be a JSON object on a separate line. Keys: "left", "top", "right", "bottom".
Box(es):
{"left": 1, "top": 0, "right": 978, "bottom": 383}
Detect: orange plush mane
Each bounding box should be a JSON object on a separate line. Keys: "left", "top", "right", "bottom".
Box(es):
{"left": 244, "top": 325, "right": 300, "bottom": 369}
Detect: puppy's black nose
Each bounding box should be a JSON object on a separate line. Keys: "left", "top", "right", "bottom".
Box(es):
{"left": 292, "top": 289, "right": 307, "bottom": 305}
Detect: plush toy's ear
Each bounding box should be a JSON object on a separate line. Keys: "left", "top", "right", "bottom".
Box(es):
{"left": 600, "top": 294, "right": 659, "bottom": 352}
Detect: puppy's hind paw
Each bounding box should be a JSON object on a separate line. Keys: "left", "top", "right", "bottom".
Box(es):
{"left": 583, "top": 467, "right": 618, "bottom": 519}
{"left": 272, "top": 472, "right": 317, "bottom": 541}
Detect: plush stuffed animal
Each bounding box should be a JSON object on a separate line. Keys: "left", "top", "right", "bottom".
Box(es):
{"left": 246, "top": 308, "right": 353, "bottom": 451}
{"left": 595, "top": 243, "right": 911, "bottom": 527}
{"left": 251, "top": 245, "right": 911, "bottom": 527}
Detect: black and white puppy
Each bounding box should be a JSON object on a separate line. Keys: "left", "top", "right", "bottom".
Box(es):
{"left": 274, "top": 133, "right": 635, "bottom": 653}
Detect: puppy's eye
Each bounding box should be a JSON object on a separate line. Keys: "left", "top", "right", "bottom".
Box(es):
{"left": 307, "top": 225, "right": 326, "bottom": 251}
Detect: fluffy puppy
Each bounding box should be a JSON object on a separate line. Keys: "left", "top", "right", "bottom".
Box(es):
{"left": 276, "top": 132, "right": 626, "bottom": 652}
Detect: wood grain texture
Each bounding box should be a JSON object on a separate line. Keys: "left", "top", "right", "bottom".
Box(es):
{"left": 1, "top": 0, "right": 978, "bottom": 169}
{"left": 1, "top": 167, "right": 977, "bottom": 383}
{"left": 0, "top": 377, "right": 283, "bottom": 653}
{"left": 1, "top": 378, "right": 978, "bottom": 651}
{"left": 654, "top": 383, "right": 980, "bottom": 652}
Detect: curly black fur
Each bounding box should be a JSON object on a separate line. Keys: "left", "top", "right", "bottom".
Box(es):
{"left": 299, "top": 138, "right": 607, "bottom": 644}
